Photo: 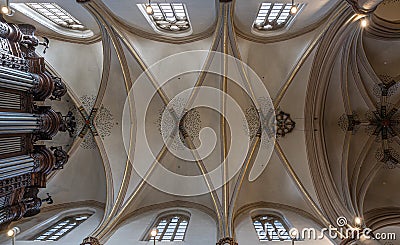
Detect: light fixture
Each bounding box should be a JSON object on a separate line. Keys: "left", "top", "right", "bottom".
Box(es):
{"left": 151, "top": 228, "right": 158, "bottom": 237}
{"left": 146, "top": 0, "right": 154, "bottom": 15}
{"left": 6, "top": 230, "right": 14, "bottom": 237}
{"left": 7, "top": 227, "right": 20, "bottom": 245}
{"left": 289, "top": 228, "right": 299, "bottom": 245}
{"left": 290, "top": 0, "right": 298, "bottom": 15}
{"left": 151, "top": 228, "right": 158, "bottom": 245}
{"left": 354, "top": 217, "right": 362, "bottom": 226}
{"left": 1, "top": 6, "right": 9, "bottom": 14}
{"left": 7, "top": 227, "right": 19, "bottom": 237}
{"left": 1, "top": 0, "right": 14, "bottom": 16}
{"left": 360, "top": 18, "right": 368, "bottom": 28}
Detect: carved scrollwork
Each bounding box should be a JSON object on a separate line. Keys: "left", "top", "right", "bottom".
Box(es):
{"left": 0, "top": 22, "right": 23, "bottom": 43}
{"left": 0, "top": 174, "right": 31, "bottom": 196}
{"left": 0, "top": 187, "right": 42, "bottom": 226}
{"left": 60, "top": 111, "right": 77, "bottom": 137}
{"left": 31, "top": 145, "right": 56, "bottom": 175}
{"left": 216, "top": 237, "right": 238, "bottom": 245}
{"left": 276, "top": 110, "right": 296, "bottom": 137}
{"left": 34, "top": 106, "right": 64, "bottom": 140}
{"left": 50, "top": 146, "right": 69, "bottom": 170}
{"left": 50, "top": 76, "right": 67, "bottom": 101}
{"left": 22, "top": 187, "right": 42, "bottom": 217}
{"left": 81, "top": 237, "right": 102, "bottom": 245}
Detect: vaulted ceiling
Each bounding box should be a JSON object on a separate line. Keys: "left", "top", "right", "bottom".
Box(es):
{"left": 3, "top": 0, "right": 400, "bottom": 243}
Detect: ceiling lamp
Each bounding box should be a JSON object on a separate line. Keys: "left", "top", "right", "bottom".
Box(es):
{"left": 354, "top": 217, "right": 362, "bottom": 226}
{"left": 146, "top": 0, "right": 154, "bottom": 15}
{"left": 151, "top": 228, "right": 158, "bottom": 244}
{"left": 360, "top": 18, "right": 368, "bottom": 28}
{"left": 290, "top": 0, "right": 298, "bottom": 14}
{"left": 7, "top": 227, "right": 20, "bottom": 239}
{"left": 1, "top": 0, "right": 14, "bottom": 16}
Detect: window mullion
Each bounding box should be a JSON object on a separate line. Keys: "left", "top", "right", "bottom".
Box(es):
{"left": 275, "top": 5, "right": 285, "bottom": 27}
{"left": 270, "top": 220, "right": 282, "bottom": 241}
{"left": 262, "top": 220, "right": 272, "bottom": 241}
{"left": 171, "top": 217, "right": 181, "bottom": 241}
{"left": 159, "top": 217, "right": 171, "bottom": 241}
{"left": 265, "top": 5, "right": 272, "bottom": 25}
{"left": 39, "top": 3, "right": 62, "bottom": 21}
{"left": 159, "top": 4, "right": 168, "bottom": 22}
{"left": 42, "top": 219, "right": 70, "bottom": 240}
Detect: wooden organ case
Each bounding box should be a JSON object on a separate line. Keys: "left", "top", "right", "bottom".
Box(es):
{"left": 0, "top": 18, "right": 70, "bottom": 229}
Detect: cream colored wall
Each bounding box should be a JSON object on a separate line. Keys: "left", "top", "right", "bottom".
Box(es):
{"left": 39, "top": 39, "right": 103, "bottom": 102}
{"left": 235, "top": 208, "right": 334, "bottom": 245}
{"left": 105, "top": 208, "right": 217, "bottom": 245}
{"left": 0, "top": 207, "right": 104, "bottom": 245}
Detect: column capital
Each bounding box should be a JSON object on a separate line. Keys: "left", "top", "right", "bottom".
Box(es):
{"left": 345, "top": 0, "right": 383, "bottom": 14}
{"left": 217, "top": 237, "right": 238, "bottom": 245}
{"left": 81, "top": 237, "right": 102, "bottom": 245}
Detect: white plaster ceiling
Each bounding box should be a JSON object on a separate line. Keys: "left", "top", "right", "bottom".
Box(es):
{"left": 3, "top": 0, "right": 400, "bottom": 241}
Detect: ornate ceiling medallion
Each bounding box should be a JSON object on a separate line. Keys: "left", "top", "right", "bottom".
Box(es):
{"left": 73, "top": 95, "right": 116, "bottom": 150}
{"left": 276, "top": 110, "right": 296, "bottom": 137}
{"left": 156, "top": 99, "right": 202, "bottom": 151}
{"left": 339, "top": 76, "right": 400, "bottom": 168}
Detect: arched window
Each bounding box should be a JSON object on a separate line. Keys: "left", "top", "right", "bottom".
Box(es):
{"left": 32, "top": 214, "right": 91, "bottom": 241}
{"left": 10, "top": 3, "right": 94, "bottom": 39}
{"left": 147, "top": 213, "right": 190, "bottom": 242}
{"left": 138, "top": 3, "right": 192, "bottom": 37}
{"left": 23, "top": 3, "right": 86, "bottom": 30}
{"left": 253, "top": 2, "right": 305, "bottom": 32}
{"left": 252, "top": 214, "right": 291, "bottom": 241}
